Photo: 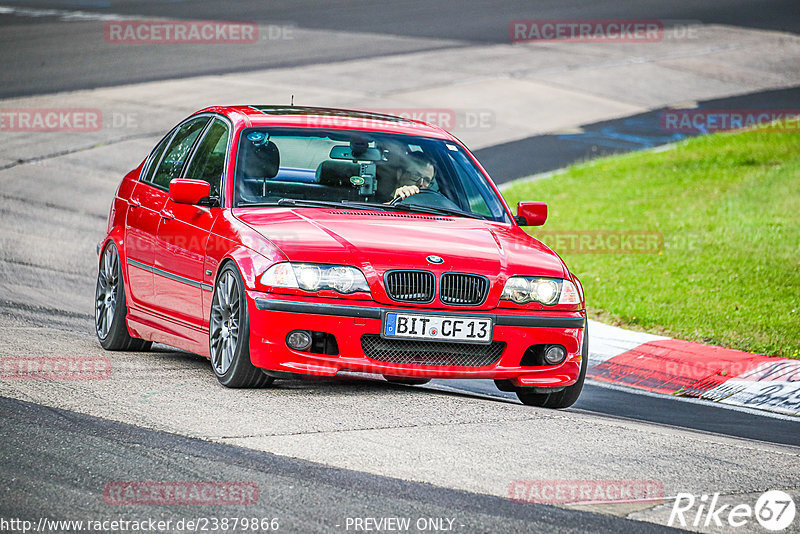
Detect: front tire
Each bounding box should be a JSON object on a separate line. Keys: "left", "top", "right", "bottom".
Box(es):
{"left": 516, "top": 320, "right": 588, "bottom": 409}
{"left": 209, "top": 263, "right": 274, "bottom": 388}
{"left": 95, "top": 243, "right": 151, "bottom": 351}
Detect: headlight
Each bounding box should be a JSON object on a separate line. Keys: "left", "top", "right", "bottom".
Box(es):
{"left": 500, "top": 277, "right": 581, "bottom": 305}
{"left": 261, "top": 263, "right": 370, "bottom": 294}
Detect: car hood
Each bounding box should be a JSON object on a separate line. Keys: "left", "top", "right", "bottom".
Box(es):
{"left": 235, "top": 208, "right": 567, "bottom": 280}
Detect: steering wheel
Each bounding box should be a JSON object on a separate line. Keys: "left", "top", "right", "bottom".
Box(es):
{"left": 389, "top": 189, "right": 462, "bottom": 211}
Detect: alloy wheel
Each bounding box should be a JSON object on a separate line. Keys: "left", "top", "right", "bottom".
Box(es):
{"left": 210, "top": 270, "right": 241, "bottom": 375}
{"left": 95, "top": 246, "right": 119, "bottom": 339}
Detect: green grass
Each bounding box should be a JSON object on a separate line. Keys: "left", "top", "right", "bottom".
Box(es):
{"left": 502, "top": 129, "right": 800, "bottom": 359}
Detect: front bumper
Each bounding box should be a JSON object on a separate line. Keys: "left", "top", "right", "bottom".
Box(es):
{"left": 247, "top": 292, "right": 585, "bottom": 388}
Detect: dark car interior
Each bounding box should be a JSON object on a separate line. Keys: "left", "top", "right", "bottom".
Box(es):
{"left": 232, "top": 128, "right": 509, "bottom": 223}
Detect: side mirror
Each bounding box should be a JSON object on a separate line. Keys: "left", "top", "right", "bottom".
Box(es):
{"left": 516, "top": 201, "right": 547, "bottom": 226}
{"left": 169, "top": 179, "right": 211, "bottom": 205}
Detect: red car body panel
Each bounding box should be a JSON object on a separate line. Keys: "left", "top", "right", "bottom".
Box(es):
{"left": 152, "top": 198, "right": 216, "bottom": 324}
{"left": 101, "top": 106, "right": 586, "bottom": 387}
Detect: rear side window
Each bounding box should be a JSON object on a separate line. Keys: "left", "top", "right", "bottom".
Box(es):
{"left": 151, "top": 116, "right": 210, "bottom": 189}
{"left": 183, "top": 118, "right": 229, "bottom": 198}
{"left": 141, "top": 132, "right": 173, "bottom": 184}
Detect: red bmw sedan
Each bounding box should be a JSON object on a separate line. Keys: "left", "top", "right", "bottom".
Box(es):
{"left": 96, "top": 106, "right": 587, "bottom": 408}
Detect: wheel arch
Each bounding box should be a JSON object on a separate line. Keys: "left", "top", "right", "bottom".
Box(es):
{"left": 208, "top": 252, "right": 274, "bottom": 388}
{"left": 216, "top": 245, "right": 273, "bottom": 291}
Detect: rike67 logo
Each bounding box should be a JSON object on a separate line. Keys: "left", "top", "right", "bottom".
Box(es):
{"left": 669, "top": 490, "right": 796, "bottom": 531}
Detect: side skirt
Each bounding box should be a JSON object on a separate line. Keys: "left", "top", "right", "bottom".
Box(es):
{"left": 127, "top": 305, "right": 210, "bottom": 358}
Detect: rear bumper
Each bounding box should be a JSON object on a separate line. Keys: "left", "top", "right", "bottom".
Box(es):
{"left": 248, "top": 292, "right": 586, "bottom": 388}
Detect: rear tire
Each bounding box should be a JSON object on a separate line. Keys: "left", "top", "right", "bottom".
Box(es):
{"left": 516, "top": 319, "right": 588, "bottom": 409}
{"left": 383, "top": 375, "right": 431, "bottom": 386}
{"left": 209, "top": 263, "right": 274, "bottom": 388}
{"left": 95, "top": 243, "right": 152, "bottom": 352}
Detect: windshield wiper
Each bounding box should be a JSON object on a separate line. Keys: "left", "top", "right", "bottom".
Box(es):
{"left": 240, "top": 198, "right": 382, "bottom": 211}
{"left": 348, "top": 201, "right": 484, "bottom": 220}
{"left": 278, "top": 198, "right": 351, "bottom": 209}
{"left": 239, "top": 198, "right": 391, "bottom": 214}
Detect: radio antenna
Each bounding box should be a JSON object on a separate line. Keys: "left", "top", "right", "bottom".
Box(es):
{"left": 290, "top": 94, "right": 294, "bottom": 106}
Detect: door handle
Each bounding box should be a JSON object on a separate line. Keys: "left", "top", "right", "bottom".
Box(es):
{"left": 160, "top": 209, "right": 174, "bottom": 221}
{"left": 129, "top": 199, "right": 141, "bottom": 209}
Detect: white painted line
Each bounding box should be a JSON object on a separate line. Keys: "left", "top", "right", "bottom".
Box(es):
{"left": 0, "top": 5, "right": 133, "bottom": 22}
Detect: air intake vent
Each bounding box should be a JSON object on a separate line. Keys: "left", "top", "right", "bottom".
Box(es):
{"left": 440, "top": 273, "right": 489, "bottom": 306}
{"left": 384, "top": 270, "right": 435, "bottom": 303}
{"left": 329, "top": 210, "right": 452, "bottom": 221}
{"left": 361, "top": 335, "right": 505, "bottom": 367}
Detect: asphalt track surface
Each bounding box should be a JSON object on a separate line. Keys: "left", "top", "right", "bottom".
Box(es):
{"left": 0, "top": 395, "right": 686, "bottom": 534}
{"left": 437, "top": 379, "right": 800, "bottom": 447}
{"left": 1, "top": 0, "right": 799, "bottom": 98}
{"left": 1, "top": 2, "right": 799, "bottom": 532}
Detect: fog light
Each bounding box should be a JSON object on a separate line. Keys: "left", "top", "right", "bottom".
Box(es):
{"left": 286, "top": 330, "right": 312, "bottom": 351}
{"left": 543, "top": 345, "right": 567, "bottom": 365}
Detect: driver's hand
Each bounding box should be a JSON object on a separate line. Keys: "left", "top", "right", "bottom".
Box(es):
{"left": 393, "top": 185, "right": 420, "bottom": 200}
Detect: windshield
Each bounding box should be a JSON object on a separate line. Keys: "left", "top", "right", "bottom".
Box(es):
{"left": 233, "top": 128, "right": 510, "bottom": 223}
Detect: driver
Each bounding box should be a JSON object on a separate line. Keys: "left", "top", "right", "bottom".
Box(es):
{"left": 390, "top": 152, "right": 435, "bottom": 201}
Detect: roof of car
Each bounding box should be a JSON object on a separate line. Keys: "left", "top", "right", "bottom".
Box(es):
{"left": 196, "top": 105, "right": 455, "bottom": 139}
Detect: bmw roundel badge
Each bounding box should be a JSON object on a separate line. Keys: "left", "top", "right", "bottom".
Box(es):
{"left": 426, "top": 255, "right": 444, "bottom": 264}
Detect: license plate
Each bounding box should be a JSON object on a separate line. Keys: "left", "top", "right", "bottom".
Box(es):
{"left": 382, "top": 312, "right": 493, "bottom": 344}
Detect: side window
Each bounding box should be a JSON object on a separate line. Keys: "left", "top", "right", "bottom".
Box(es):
{"left": 141, "top": 131, "right": 174, "bottom": 184}
{"left": 444, "top": 149, "right": 506, "bottom": 219}
{"left": 151, "top": 117, "right": 210, "bottom": 189}
{"left": 458, "top": 169, "right": 492, "bottom": 216}
{"left": 183, "top": 118, "right": 229, "bottom": 198}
